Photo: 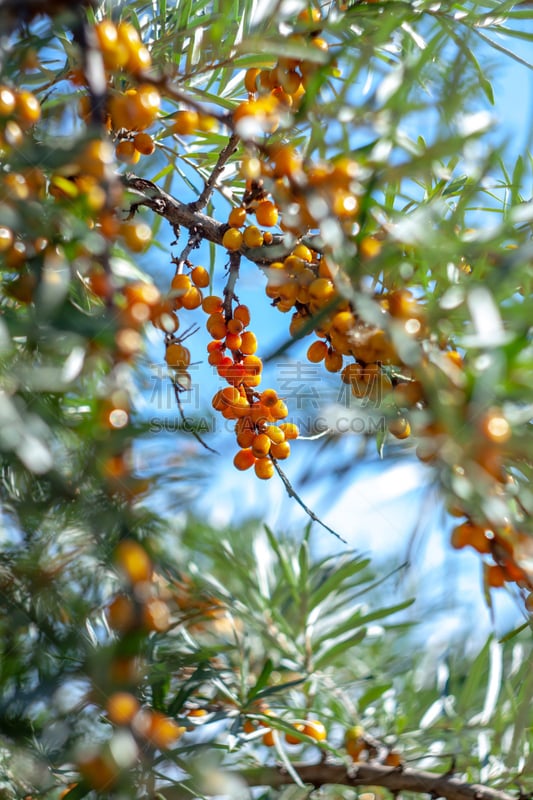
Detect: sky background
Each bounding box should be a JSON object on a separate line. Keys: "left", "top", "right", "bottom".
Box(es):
{"left": 133, "top": 16, "right": 533, "bottom": 646}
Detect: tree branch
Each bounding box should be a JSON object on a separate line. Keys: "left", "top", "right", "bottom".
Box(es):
{"left": 233, "top": 762, "right": 518, "bottom": 800}
{"left": 121, "top": 173, "right": 293, "bottom": 265}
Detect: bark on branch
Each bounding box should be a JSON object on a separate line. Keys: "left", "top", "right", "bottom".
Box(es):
{"left": 234, "top": 762, "right": 518, "bottom": 800}
{"left": 121, "top": 173, "right": 296, "bottom": 265}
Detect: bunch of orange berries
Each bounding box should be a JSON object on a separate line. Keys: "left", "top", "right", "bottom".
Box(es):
{"left": 205, "top": 294, "right": 298, "bottom": 480}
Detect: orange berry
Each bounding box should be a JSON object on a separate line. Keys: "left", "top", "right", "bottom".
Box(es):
{"left": 244, "top": 68, "right": 261, "bottom": 93}
{"left": 120, "top": 221, "right": 151, "bottom": 252}
{"left": 285, "top": 723, "right": 305, "bottom": 745}
{"left": 486, "top": 564, "right": 506, "bottom": 588}
{"left": 115, "top": 540, "right": 152, "bottom": 584}
{"left": 171, "top": 109, "right": 199, "bottom": 135}
{"left": 266, "top": 426, "right": 285, "bottom": 444}
{"left": 243, "top": 225, "right": 263, "bottom": 248}
{"left": 222, "top": 227, "right": 243, "bottom": 251}
{"left": 134, "top": 132, "right": 155, "bottom": 155}
{"left": 260, "top": 389, "right": 279, "bottom": 407}
{"left": 142, "top": 711, "right": 185, "bottom": 749}
{"left": 106, "top": 692, "right": 140, "bottom": 726}
{"left": 254, "top": 458, "right": 275, "bottom": 480}
{"left": 279, "top": 423, "right": 299, "bottom": 440}
{"left": 240, "top": 331, "right": 258, "bottom": 354}
{"left": 228, "top": 206, "right": 247, "bottom": 227}
{"left": 307, "top": 340, "right": 328, "bottom": 363}
{"left": 233, "top": 304, "right": 251, "bottom": 326}
{"left": 225, "top": 332, "right": 242, "bottom": 351}
{"left": 16, "top": 90, "right": 41, "bottom": 127}
{"left": 181, "top": 287, "right": 203, "bottom": 310}
{"left": 142, "top": 598, "right": 170, "bottom": 632}
{"left": 252, "top": 433, "right": 271, "bottom": 458}
{"left": 270, "top": 441, "right": 290, "bottom": 460}
{"left": 116, "top": 139, "right": 141, "bottom": 164}
{"left": 270, "top": 399, "right": 288, "bottom": 420}
{"left": 256, "top": 200, "right": 279, "bottom": 227}
{"left": 302, "top": 720, "right": 326, "bottom": 741}
{"left": 171, "top": 273, "right": 192, "bottom": 295}
{"left": 191, "top": 266, "right": 210, "bottom": 288}
{"left": 202, "top": 294, "right": 224, "bottom": 313}
{"left": 106, "top": 594, "right": 136, "bottom": 632}
{"left": 234, "top": 449, "right": 256, "bottom": 471}
{"left": 166, "top": 343, "right": 191, "bottom": 368}
{"left": 262, "top": 729, "right": 276, "bottom": 746}
{"left": 388, "top": 417, "right": 411, "bottom": 440}
{"left": 0, "top": 86, "right": 16, "bottom": 116}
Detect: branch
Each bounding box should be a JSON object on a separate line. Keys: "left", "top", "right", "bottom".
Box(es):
{"left": 188, "top": 133, "right": 240, "bottom": 213}
{"left": 233, "top": 762, "right": 518, "bottom": 800}
{"left": 121, "top": 174, "right": 294, "bottom": 265}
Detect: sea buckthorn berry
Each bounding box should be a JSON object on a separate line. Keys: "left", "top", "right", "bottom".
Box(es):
{"left": 243, "top": 355, "right": 263, "bottom": 375}
{"left": 202, "top": 294, "right": 224, "bottom": 314}
{"left": 486, "top": 564, "right": 506, "bottom": 588}
{"left": 107, "top": 594, "right": 136, "bottom": 632}
{"left": 388, "top": 417, "right": 411, "bottom": 440}
{"left": 206, "top": 313, "right": 228, "bottom": 340}
{"left": 115, "top": 540, "right": 152, "bottom": 584}
{"left": 451, "top": 522, "right": 491, "bottom": 553}
{"left": 279, "top": 423, "right": 299, "bottom": 440}
{"left": 171, "top": 109, "right": 199, "bottom": 135}
{"left": 0, "top": 86, "right": 16, "bottom": 116}
{"left": 222, "top": 227, "right": 243, "bottom": 251}
{"left": 106, "top": 692, "right": 140, "bottom": 726}
{"left": 234, "top": 448, "right": 256, "bottom": 471}
{"left": 225, "top": 332, "right": 243, "bottom": 351}
{"left": 262, "top": 729, "right": 276, "bottom": 746}
{"left": 236, "top": 428, "right": 255, "bottom": 448}
{"left": 234, "top": 304, "right": 251, "bottom": 326}
{"left": 120, "top": 221, "right": 151, "bottom": 252}
{"left": 16, "top": 90, "right": 41, "bottom": 127}
{"left": 0, "top": 226, "right": 14, "bottom": 252}
{"left": 285, "top": 723, "right": 305, "bottom": 745}
{"left": 270, "top": 399, "right": 288, "bottom": 420}
{"left": 116, "top": 139, "right": 141, "bottom": 164}
{"left": 142, "top": 711, "right": 186, "bottom": 749}
{"left": 252, "top": 433, "right": 271, "bottom": 458}
{"left": 297, "top": 7, "right": 322, "bottom": 23}
{"left": 270, "top": 441, "right": 290, "bottom": 460}
{"left": 166, "top": 343, "right": 191, "bottom": 368}
{"left": 325, "top": 349, "right": 343, "bottom": 372}
{"left": 256, "top": 200, "right": 279, "bottom": 227}
{"left": 134, "top": 132, "right": 155, "bottom": 155}
{"left": 240, "top": 331, "right": 258, "bottom": 355}
{"left": 266, "top": 426, "right": 285, "bottom": 444}
{"left": 191, "top": 266, "right": 210, "bottom": 288}
{"left": 227, "top": 318, "right": 244, "bottom": 335}
{"left": 260, "top": 389, "right": 279, "bottom": 407}
{"left": 309, "top": 277, "right": 336, "bottom": 304}
{"left": 181, "top": 287, "right": 203, "bottom": 309}
{"left": 255, "top": 457, "right": 275, "bottom": 480}
{"left": 243, "top": 225, "right": 264, "bottom": 248}
{"left": 332, "top": 311, "right": 355, "bottom": 333}
{"left": 171, "top": 273, "right": 192, "bottom": 295}
{"left": 359, "top": 235, "right": 382, "bottom": 260}
{"left": 244, "top": 67, "right": 261, "bottom": 93}
{"left": 307, "top": 340, "right": 328, "bottom": 363}
{"left": 228, "top": 206, "right": 247, "bottom": 227}
{"left": 302, "top": 720, "right": 326, "bottom": 741}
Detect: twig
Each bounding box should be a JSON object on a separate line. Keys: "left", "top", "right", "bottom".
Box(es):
{"left": 188, "top": 133, "right": 240, "bottom": 213}
{"left": 171, "top": 380, "right": 218, "bottom": 455}
{"left": 223, "top": 251, "right": 241, "bottom": 321}
{"left": 272, "top": 459, "right": 347, "bottom": 544}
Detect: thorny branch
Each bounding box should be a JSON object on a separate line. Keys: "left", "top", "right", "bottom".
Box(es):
{"left": 171, "top": 762, "right": 521, "bottom": 800}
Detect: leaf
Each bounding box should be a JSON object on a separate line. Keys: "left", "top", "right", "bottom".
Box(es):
{"left": 314, "top": 628, "right": 367, "bottom": 670}
{"left": 246, "top": 658, "right": 274, "bottom": 702}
